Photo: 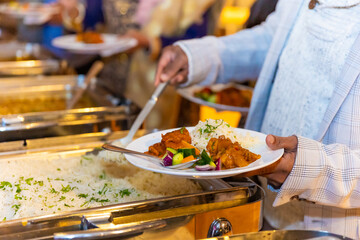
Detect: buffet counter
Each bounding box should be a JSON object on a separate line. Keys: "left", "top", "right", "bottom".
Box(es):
{"left": 0, "top": 131, "right": 264, "bottom": 239}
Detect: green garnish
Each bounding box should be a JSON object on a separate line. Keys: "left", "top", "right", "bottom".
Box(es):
{"left": 78, "top": 193, "right": 89, "bottom": 199}
{"left": 14, "top": 184, "right": 21, "bottom": 193}
{"left": 99, "top": 171, "right": 106, "bottom": 179}
{"left": 60, "top": 185, "right": 73, "bottom": 193}
{"left": 59, "top": 196, "right": 66, "bottom": 201}
{"left": 180, "top": 127, "right": 185, "bottom": 134}
{"left": 12, "top": 204, "right": 20, "bottom": 215}
{"left": 0, "top": 181, "right": 12, "bottom": 190}
{"left": 25, "top": 178, "right": 33, "bottom": 185}
{"left": 50, "top": 188, "right": 59, "bottom": 194}
{"left": 119, "top": 189, "right": 131, "bottom": 198}
{"left": 98, "top": 183, "right": 108, "bottom": 195}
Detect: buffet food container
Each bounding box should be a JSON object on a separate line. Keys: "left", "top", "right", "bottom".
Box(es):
{"left": 0, "top": 131, "right": 264, "bottom": 239}
{"left": 202, "top": 230, "right": 352, "bottom": 240}
{"left": 0, "top": 42, "right": 68, "bottom": 76}
{"left": 0, "top": 75, "right": 140, "bottom": 141}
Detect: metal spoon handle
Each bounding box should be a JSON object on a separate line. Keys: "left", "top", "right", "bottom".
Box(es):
{"left": 122, "top": 81, "right": 168, "bottom": 144}
{"left": 102, "top": 143, "right": 161, "bottom": 160}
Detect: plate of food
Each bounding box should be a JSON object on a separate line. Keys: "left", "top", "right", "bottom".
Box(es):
{"left": 52, "top": 32, "right": 137, "bottom": 54}
{"left": 0, "top": 2, "right": 58, "bottom": 18}
{"left": 177, "top": 83, "right": 253, "bottom": 112}
{"left": 124, "top": 119, "right": 284, "bottom": 179}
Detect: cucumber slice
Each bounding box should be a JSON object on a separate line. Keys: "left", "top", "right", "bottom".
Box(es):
{"left": 177, "top": 148, "right": 196, "bottom": 158}
{"left": 172, "top": 153, "right": 184, "bottom": 165}
{"left": 166, "top": 148, "right": 177, "bottom": 154}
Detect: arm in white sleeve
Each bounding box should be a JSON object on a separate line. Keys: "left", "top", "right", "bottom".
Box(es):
{"left": 175, "top": 0, "right": 287, "bottom": 86}
{"left": 274, "top": 136, "right": 360, "bottom": 209}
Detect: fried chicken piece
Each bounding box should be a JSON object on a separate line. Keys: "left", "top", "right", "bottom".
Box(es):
{"left": 145, "top": 142, "right": 166, "bottom": 157}
{"left": 206, "top": 135, "right": 261, "bottom": 169}
{"left": 161, "top": 128, "right": 191, "bottom": 149}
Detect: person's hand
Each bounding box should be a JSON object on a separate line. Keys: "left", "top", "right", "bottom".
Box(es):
{"left": 154, "top": 45, "right": 189, "bottom": 86}
{"left": 241, "top": 134, "right": 298, "bottom": 188}
{"left": 119, "top": 30, "right": 150, "bottom": 54}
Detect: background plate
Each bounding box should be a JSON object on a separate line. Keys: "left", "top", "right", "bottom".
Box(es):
{"left": 125, "top": 127, "right": 284, "bottom": 179}
{"left": 52, "top": 34, "right": 137, "bottom": 54}
{"left": 177, "top": 83, "right": 253, "bottom": 113}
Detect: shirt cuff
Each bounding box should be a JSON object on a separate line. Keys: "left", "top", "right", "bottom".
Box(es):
{"left": 174, "top": 36, "right": 221, "bottom": 88}
{"left": 273, "top": 136, "right": 322, "bottom": 206}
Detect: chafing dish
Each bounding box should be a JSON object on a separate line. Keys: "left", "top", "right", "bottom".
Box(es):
{"left": 0, "top": 131, "right": 264, "bottom": 239}
{"left": 0, "top": 42, "right": 69, "bottom": 76}
{"left": 0, "top": 75, "right": 140, "bottom": 141}
{"left": 203, "top": 230, "right": 352, "bottom": 240}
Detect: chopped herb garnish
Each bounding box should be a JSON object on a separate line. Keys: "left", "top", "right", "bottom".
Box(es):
{"left": 78, "top": 193, "right": 88, "bottom": 199}
{"left": 99, "top": 171, "right": 106, "bottom": 180}
{"left": 0, "top": 181, "right": 12, "bottom": 190}
{"left": 89, "top": 197, "right": 110, "bottom": 203}
{"left": 119, "top": 189, "right": 131, "bottom": 198}
{"left": 12, "top": 204, "right": 20, "bottom": 215}
{"left": 25, "top": 178, "right": 33, "bottom": 185}
{"left": 98, "top": 183, "right": 108, "bottom": 195}
{"left": 14, "top": 194, "right": 22, "bottom": 200}
{"left": 64, "top": 203, "right": 74, "bottom": 208}
{"left": 180, "top": 127, "right": 185, "bottom": 134}
{"left": 60, "top": 185, "right": 73, "bottom": 193}
{"left": 59, "top": 196, "right": 66, "bottom": 201}
{"left": 57, "top": 168, "right": 61, "bottom": 171}
{"left": 14, "top": 184, "right": 21, "bottom": 193}
{"left": 2, "top": 217, "right": 6, "bottom": 221}
{"left": 50, "top": 188, "right": 59, "bottom": 194}
{"left": 34, "top": 180, "right": 44, "bottom": 186}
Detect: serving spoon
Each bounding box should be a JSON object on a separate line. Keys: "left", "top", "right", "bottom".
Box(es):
{"left": 102, "top": 143, "right": 199, "bottom": 170}
{"left": 119, "top": 81, "right": 168, "bottom": 146}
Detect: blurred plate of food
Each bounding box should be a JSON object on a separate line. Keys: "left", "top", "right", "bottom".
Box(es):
{"left": 177, "top": 83, "right": 253, "bottom": 112}
{"left": 123, "top": 119, "right": 283, "bottom": 179}
{"left": 52, "top": 32, "right": 137, "bottom": 55}
{"left": 0, "top": 2, "right": 58, "bottom": 18}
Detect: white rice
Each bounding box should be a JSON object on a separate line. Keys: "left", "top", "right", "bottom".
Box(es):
{"left": 190, "top": 119, "right": 260, "bottom": 151}
{"left": 0, "top": 149, "right": 201, "bottom": 221}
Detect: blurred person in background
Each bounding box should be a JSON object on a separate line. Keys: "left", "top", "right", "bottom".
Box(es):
{"left": 153, "top": 0, "right": 360, "bottom": 238}
{"left": 52, "top": 0, "right": 223, "bottom": 129}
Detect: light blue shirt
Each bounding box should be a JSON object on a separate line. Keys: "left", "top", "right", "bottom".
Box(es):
{"left": 261, "top": 2, "right": 360, "bottom": 138}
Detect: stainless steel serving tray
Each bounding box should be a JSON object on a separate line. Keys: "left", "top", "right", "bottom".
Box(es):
{"left": 0, "top": 131, "right": 264, "bottom": 240}
{"left": 0, "top": 60, "right": 65, "bottom": 76}
{"left": 0, "top": 42, "right": 66, "bottom": 76}
{"left": 0, "top": 75, "right": 140, "bottom": 141}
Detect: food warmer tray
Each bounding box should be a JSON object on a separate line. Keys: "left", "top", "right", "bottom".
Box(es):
{"left": 0, "top": 75, "right": 140, "bottom": 141}
{"left": 0, "top": 131, "right": 264, "bottom": 240}
{"left": 202, "top": 230, "right": 352, "bottom": 240}
{"left": 0, "top": 42, "right": 69, "bottom": 76}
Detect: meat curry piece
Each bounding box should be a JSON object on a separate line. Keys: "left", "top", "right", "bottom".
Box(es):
{"left": 217, "top": 87, "right": 252, "bottom": 108}
{"left": 145, "top": 128, "right": 192, "bottom": 157}
{"left": 206, "top": 135, "right": 261, "bottom": 169}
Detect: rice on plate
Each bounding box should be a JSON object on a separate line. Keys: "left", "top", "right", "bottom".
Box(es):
{"left": 190, "top": 119, "right": 260, "bottom": 151}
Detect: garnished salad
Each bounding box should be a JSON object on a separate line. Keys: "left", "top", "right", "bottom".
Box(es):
{"left": 161, "top": 147, "right": 221, "bottom": 171}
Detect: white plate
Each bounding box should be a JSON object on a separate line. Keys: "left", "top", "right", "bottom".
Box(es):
{"left": 125, "top": 127, "right": 284, "bottom": 179}
{"left": 177, "top": 83, "right": 253, "bottom": 113}
{"left": 52, "top": 34, "right": 137, "bottom": 55}
{"left": 0, "top": 3, "right": 58, "bottom": 18}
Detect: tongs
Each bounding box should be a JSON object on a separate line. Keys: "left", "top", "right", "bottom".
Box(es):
{"left": 102, "top": 143, "right": 199, "bottom": 169}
